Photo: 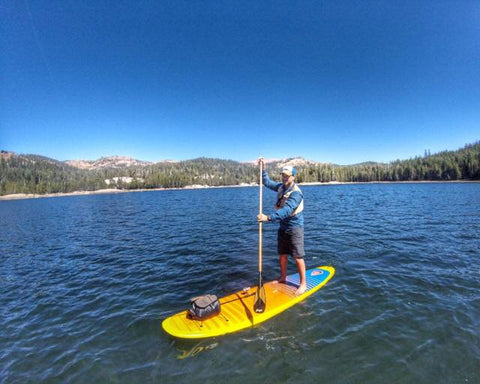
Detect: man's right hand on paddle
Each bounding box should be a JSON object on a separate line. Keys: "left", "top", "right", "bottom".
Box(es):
{"left": 257, "top": 213, "right": 269, "bottom": 222}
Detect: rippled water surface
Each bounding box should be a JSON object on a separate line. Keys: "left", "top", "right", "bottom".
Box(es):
{"left": 1, "top": 183, "right": 479, "bottom": 383}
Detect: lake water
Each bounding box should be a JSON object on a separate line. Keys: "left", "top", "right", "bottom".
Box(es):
{"left": 1, "top": 183, "right": 479, "bottom": 383}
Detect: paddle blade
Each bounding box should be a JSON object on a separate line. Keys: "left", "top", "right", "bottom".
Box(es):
{"left": 254, "top": 274, "right": 266, "bottom": 313}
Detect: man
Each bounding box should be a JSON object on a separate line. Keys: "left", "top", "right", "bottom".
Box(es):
{"left": 257, "top": 158, "right": 307, "bottom": 295}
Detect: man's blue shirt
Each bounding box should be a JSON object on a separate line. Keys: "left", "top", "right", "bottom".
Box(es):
{"left": 262, "top": 170, "right": 304, "bottom": 231}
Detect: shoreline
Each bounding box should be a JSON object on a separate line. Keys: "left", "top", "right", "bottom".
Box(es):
{"left": 0, "top": 184, "right": 256, "bottom": 201}
{"left": 0, "top": 180, "right": 479, "bottom": 201}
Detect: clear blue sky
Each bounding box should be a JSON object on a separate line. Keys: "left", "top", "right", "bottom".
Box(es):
{"left": 1, "top": 1, "right": 479, "bottom": 164}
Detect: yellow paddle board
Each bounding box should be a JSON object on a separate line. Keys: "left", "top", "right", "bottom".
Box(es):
{"left": 162, "top": 265, "right": 335, "bottom": 339}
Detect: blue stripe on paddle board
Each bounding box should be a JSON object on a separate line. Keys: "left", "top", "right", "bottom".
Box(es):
{"left": 286, "top": 268, "right": 330, "bottom": 291}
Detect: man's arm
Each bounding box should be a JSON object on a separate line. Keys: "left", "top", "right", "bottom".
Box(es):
{"left": 258, "top": 191, "right": 302, "bottom": 222}
{"left": 263, "top": 170, "right": 282, "bottom": 192}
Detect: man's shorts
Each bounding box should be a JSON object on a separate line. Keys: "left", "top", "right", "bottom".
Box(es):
{"left": 277, "top": 227, "right": 305, "bottom": 259}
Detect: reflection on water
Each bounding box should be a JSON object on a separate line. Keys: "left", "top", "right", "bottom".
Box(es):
{"left": 176, "top": 342, "right": 219, "bottom": 360}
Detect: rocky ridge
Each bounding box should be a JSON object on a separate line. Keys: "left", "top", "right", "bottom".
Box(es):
{"left": 65, "top": 156, "right": 153, "bottom": 170}
{"left": 64, "top": 155, "right": 322, "bottom": 170}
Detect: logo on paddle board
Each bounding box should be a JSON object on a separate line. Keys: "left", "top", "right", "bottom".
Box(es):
{"left": 311, "top": 270, "right": 324, "bottom": 276}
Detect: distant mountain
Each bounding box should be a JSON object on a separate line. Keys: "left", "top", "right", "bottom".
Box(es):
{"left": 274, "top": 157, "right": 327, "bottom": 168}
{"left": 1, "top": 151, "right": 69, "bottom": 167}
{"left": 65, "top": 155, "right": 322, "bottom": 170}
{"left": 65, "top": 156, "right": 152, "bottom": 170}
{"left": 64, "top": 155, "right": 323, "bottom": 171}
{"left": 245, "top": 157, "right": 327, "bottom": 168}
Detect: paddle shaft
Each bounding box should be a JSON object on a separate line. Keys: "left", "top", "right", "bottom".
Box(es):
{"left": 254, "top": 159, "right": 266, "bottom": 313}
{"left": 258, "top": 161, "right": 263, "bottom": 274}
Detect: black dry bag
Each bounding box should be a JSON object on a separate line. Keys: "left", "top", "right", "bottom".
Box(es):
{"left": 187, "top": 294, "right": 221, "bottom": 320}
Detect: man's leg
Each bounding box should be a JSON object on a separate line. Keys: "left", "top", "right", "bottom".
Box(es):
{"left": 273, "top": 254, "right": 288, "bottom": 283}
{"left": 294, "top": 257, "right": 307, "bottom": 295}
{"left": 279, "top": 254, "right": 288, "bottom": 282}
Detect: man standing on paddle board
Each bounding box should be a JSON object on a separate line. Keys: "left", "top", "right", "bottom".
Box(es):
{"left": 257, "top": 158, "right": 307, "bottom": 295}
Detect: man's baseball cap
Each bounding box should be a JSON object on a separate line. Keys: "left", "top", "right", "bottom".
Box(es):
{"left": 281, "top": 165, "right": 296, "bottom": 177}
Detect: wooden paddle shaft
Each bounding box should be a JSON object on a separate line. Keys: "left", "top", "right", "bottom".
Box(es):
{"left": 259, "top": 160, "right": 263, "bottom": 273}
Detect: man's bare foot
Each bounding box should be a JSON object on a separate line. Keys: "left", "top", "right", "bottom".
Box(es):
{"left": 273, "top": 277, "right": 286, "bottom": 284}
{"left": 294, "top": 284, "right": 307, "bottom": 295}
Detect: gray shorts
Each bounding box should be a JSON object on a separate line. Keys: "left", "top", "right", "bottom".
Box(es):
{"left": 278, "top": 227, "right": 305, "bottom": 259}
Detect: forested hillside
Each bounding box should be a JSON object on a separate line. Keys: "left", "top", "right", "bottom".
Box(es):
{"left": 296, "top": 142, "right": 480, "bottom": 183}
{"left": 0, "top": 142, "right": 479, "bottom": 196}
{"left": 0, "top": 155, "right": 258, "bottom": 195}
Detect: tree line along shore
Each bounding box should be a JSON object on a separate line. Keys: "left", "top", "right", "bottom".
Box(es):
{"left": 0, "top": 142, "right": 479, "bottom": 197}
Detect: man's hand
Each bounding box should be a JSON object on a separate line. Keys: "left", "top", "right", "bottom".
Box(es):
{"left": 257, "top": 213, "right": 269, "bottom": 222}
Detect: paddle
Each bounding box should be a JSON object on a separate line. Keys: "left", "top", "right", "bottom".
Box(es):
{"left": 254, "top": 158, "right": 266, "bottom": 313}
